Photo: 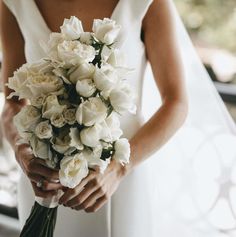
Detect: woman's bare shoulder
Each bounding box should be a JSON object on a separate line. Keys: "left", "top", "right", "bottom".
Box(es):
{"left": 0, "top": 1, "right": 26, "bottom": 95}
{"left": 142, "top": 0, "right": 187, "bottom": 102}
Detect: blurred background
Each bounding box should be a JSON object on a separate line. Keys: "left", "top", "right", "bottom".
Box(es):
{"left": 0, "top": 0, "right": 236, "bottom": 236}
{"left": 175, "top": 0, "right": 236, "bottom": 120}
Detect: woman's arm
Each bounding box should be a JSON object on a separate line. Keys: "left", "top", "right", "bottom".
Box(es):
{"left": 126, "top": 0, "right": 188, "bottom": 173}
{"left": 0, "top": 2, "right": 62, "bottom": 197}
{"left": 0, "top": 1, "right": 27, "bottom": 151}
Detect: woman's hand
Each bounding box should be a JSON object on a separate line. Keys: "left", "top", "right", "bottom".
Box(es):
{"left": 15, "top": 143, "right": 63, "bottom": 198}
{"left": 58, "top": 159, "right": 127, "bottom": 213}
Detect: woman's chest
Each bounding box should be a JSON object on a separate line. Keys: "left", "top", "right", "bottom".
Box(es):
{"left": 34, "top": 0, "right": 119, "bottom": 32}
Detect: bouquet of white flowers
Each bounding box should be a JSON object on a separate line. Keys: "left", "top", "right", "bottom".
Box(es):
{"left": 7, "top": 16, "right": 136, "bottom": 237}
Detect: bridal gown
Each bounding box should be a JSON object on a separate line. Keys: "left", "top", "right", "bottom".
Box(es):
{"left": 3, "top": 0, "right": 158, "bottom": 236}
{"left": 4, "top": 0, "right": 236, "bottom": 236}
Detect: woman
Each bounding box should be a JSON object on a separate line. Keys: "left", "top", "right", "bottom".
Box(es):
{"left": 3, "top": 0, "right": 226, "bottom": 236}
{"left": 1, "top": 0, "right": 188, "bottom": 235}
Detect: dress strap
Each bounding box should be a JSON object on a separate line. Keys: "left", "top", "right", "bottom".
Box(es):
{"left": 2, "top": 0, "right": 50, "bottom": 43}
{"left": 129, "top": 0, "right": 154, "bottom": 23}
{"left": 112, "top": 0, "right": 153, "bottom": 49}
{"left": 114, "top": 0, "right": 153, "bottom": 25}
{"left": 2, "top": 0, "right": 17, "bottom": 16}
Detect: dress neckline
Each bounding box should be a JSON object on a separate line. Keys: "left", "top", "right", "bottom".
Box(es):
{"left": 30, "top": 0, "right": 122, "bottom": 34}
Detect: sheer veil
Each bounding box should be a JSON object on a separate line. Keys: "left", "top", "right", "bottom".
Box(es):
{"left": 142, "top": 1, "right": 236, "bottom": 235}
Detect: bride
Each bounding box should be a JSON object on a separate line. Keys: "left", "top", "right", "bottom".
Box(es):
{"left": 1, "top": 0, "right": 235, "bottom": 236}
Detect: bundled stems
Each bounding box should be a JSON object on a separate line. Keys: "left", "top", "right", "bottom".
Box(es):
{"left": 20, "top": 202, "right": 58, "bottom": 237}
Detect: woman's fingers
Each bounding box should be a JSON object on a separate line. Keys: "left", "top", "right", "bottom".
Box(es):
{"left": 84, "top": 195, "right": 108, "bottom": 213}
{"left": 16, "top": 145, "right": 62, "bottom": 196}
{"left": 41, "top": 180, "right": 63, "bottom": 191}
{"left": 59, "top": 170, "right": 96, "bottom": 204}
{"left": 31, "top": 182, "right": 58, "bottom": 198}
{"left": 65, "top": 181, "right": 98, "bottom": 207}
{"left": 28, "top": 173, "right": 63, "bottom": 191}
{"left": 27, "top": 173, "right": 44, "bottom": 184}
{"left": 28, "top": 159, "right": 59, "bottom": 181}
{"left": 74, "top": 187, "right": 105, "bottom": 210}
{"left": 15, "top": 144, "right": 34, "bottom": 171}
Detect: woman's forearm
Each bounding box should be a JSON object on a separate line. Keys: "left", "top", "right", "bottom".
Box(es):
{"left": 1, "top": 100, "right": 25, "bottom": 152}
{"left": 124, "top": 99, "right": 188, "bottom": 174}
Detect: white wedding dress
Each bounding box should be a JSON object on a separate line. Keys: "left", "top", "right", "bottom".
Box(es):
{"left": 3, "top": 0, "right": 236, "bottom": 237}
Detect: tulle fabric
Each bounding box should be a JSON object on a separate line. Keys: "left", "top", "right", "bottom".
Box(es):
{"left": 142, "top": 1, "right": 236, "bottom": 236}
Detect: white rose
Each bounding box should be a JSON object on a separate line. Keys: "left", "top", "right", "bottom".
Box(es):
{"left": 100, "top": 45, "right": 112, "bottom": 62}
{"left": 60, "top": 16, "right": 84, "bottom": 40}
{"left": 63, "top": 108, "right": 77, "bottom": 125}
{"left": 53, "top": 67, "right": 71, "bottom": 84}
{"left": 85, "top": 146, "right": 110, "bottom": 173}
{"left": 51, "top": 128, "right": 75, "bottom": 154}
{"left": 7, "top": 60, "right": 57, "bottom": 99}
{"left": 57, "top": 40, "right": 96, "bottom": 67}
{"left": 29, "top": 60, "right": 54, "bottom": 74}
{"left": 29, "top": 135, "right": 52, "bottom": 160}
{"left": 93, "top": 65, "right": 119, "bottom": 98}
{"left": 109, "top": 82, "right": 137, "bottom": 114}
{"left": 35, "top": 121, "right": 53, "bottom": 139}
{"left": 30, "top": 95, "right": 45, "bottom": 108}
{"left": 69, "top": 62, "right": 95, "bottom": 83}
{"left": 113, "top": 138, "right": 130, "bottom": 165}
{"left": 76, "top": 79, "right": 96, "bottom": 97}
{"left": 42, "top": 95, "right": 66, "bottom": 119}
{"left": 99, "top": 112, "right": 123, "bottom": 142}
{"left": 69, "top": 127, "right": 84, "bottom": 150}
{"left": 42, "top": 32, "right": 65, "bottom": 61}
{"left": 27, "top": 73, "right": 64, "bottom": 97}
{"left": 79, "top": 32, "right": 93, "bottom": 45}
{"left": 50, "top": 113, "right": 66, "bottom": 128}
{"left": 7, "top": 64, "right": 33, "bottom": 99}
{"left": 92, "top": 18, "right": 121, "bottom": 45}
{"left": 80, "top": 123, "right": 102, "bottom": 147}
{"left": 59, "top": 153, "right": 89, "bottom": 188}
{"left": 106, "top": 50, "right": 133, "bottom": 78}
{"left": 13, "top": 105, "right": 41, "bottom": 137}
{"left": 107, "top": 49, "right": 126, "bottom": 67}
{"left": 76, "top": 97, "right": 107, "bottom": 126}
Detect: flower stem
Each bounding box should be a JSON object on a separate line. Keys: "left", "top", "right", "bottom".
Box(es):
{"left": 20, "top": 202, "right": 58, "bottom": 237}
